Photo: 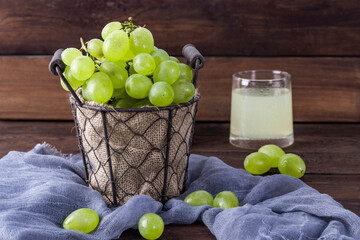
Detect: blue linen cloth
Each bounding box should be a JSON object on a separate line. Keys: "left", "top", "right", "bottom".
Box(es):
{"left": 0, "top": 143, "right": 359, "bottom": 240}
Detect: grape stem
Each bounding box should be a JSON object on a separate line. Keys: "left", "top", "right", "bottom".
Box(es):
{"left": 121, "top": 17, "right": 140, "bottom": 36}
{"left": 80, "top": 37, "right": 102, "bottom": 69}
{"left": 80, "top": 37, "right": 88, "bottom": 56}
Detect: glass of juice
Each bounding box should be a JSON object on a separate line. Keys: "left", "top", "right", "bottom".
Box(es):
{"left": 230, "top": 70, "right": 293, "bottom": 149}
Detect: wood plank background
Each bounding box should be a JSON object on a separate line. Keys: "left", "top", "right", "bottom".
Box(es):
{"left": 1, "top": 57, "right": 359, "bottom": 121}
{"left": 0, "top": 0, "right": 360, "bottom": 56}
{"left": 0, "top": 0, "right": 359, "bottom": 122}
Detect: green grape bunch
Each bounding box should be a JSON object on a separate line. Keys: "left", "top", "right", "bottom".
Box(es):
{"left": 243, "top": 144, "right": 306, "bottom": 178}
{"left": 59, "top": 17, "right": 197, "bottom": 107}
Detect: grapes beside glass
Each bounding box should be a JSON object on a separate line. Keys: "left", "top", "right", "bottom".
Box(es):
{"left": 59, "top": 18, "right": 195, "bottom": 108}
{"left": 245, "top": 144, "right": 306, "bottom": 178}
{"left": 183, "top": 145, "right": 306, "bottom": 210}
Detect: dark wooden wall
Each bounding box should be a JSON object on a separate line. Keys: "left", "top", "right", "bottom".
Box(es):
{"left": 0, "top": 0, "right": 359, "bottom": 122}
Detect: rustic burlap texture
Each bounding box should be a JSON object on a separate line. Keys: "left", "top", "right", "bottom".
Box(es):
{"left": 71, "top": 89, "right": 199, "bottom": 205}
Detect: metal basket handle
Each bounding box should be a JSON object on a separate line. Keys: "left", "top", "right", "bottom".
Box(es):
{"left": 182, "top": 44, "right": 205, "bottom": 88}
{"left": 49, "top": 49, "right": 83, "bottom": 106}
{"left": 49, "top": 44, "right": 205, "bottom": 104}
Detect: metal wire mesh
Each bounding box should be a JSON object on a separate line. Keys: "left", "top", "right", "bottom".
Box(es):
{"left": 49, "top": 44, "right": 204, "bottom": 207}
{"left": 70, "top": 94, "right": 200, "bottom": 206}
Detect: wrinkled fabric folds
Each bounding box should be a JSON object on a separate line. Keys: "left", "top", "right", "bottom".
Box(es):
{"left": 0, "top": 144, "right": 359, "bottom": 240}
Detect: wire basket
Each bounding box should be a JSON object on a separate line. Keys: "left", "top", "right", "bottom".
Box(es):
{"left": 49, "top": 45, "right": 205, "bottom": 206}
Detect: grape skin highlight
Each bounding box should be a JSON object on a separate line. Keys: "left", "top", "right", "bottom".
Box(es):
{"left": 213, "top": 191, "right": 239, "bottom": 209}
{"left": 81, "top": 81, "right": 92, "bottom": 101}
{"left": 133, "top": 53, "right": 156, "bottom": 75}
{"left": 87, "top": 39, "right": 104, "bottom": 59}
{"left": 63, "top": 208, "right": 99, "bottom": 234}
{"left": 86, "top": 72, "right": 113, "bottom": 103}
{"left": 101, "top": 21, "right": 122, "bottom": 40}
{"left": 130, "top": 27, "right": 154, "bottom": 54}
{"left": 151, "top": 49, "right": 169, "bottom": 66}
{"left": 125, "top": 74, "right": 153, "bottom": 99}
{"left": 149, "top": 82, "right": 175, "bottom": 107}
{"left": 244, "top": 152, "right": 272, "bottom": 175}
{"left": 172, "top": 80, "right": 195, "bottom": 104}
{"left": 61, "top": 48, "right": 82, "bottom": 66}
{"left": 138, "top": 213, "right": 164, "bottom": 240}
{"left": 258, "top": 144, "right": 285, "bottom": 168}
{"left": 70, "top": 56, "right": 95, "bottom": 81}
{"left": 153, "top": 60, "right": 181, "bottom": 85}
{"left": 103, "top": 30, "right": 129, "bottom": 61}
{"left": 99, "top": 60, "right": 128, "bottom": 89}
{"left": 60, "top": 67, "right": 84, "bottom": 91}
{"left": 278, "top": 153, "right": 306, "bottom": 178}
{"left": 184, "top": 190, "right": 213, "bottom": 206}
{"left": 178, "top": 63, "right": 193, "bottom": 82}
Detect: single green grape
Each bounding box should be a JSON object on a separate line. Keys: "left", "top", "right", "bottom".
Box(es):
{"left": 132, "top": 98, "right": 153, "bottom": 108}
{"left": 258, "top": 144, "right": 285, "bottom": 168}
{"left": 149, "top": 82, "right": 175, "bottom": 107}
{"left": 60, "top": 67, "right": 84, "bottom": 91}
{"left": 169, "top": 56, "right": 180, "bottom": 63}
{"left": 70, "top": 56, "right": 95, "bottom": 81}
{"left": 81, "top": 81, "right": 92, "bottom": 101}
{"left": 112, "top": 88, "right": 127, "bottom": 99}
{"left": 119, "top": 48, "right": 135, "bottom": 62}
{"left": 133, "top": 53, "right": 156, "bottom": 75}
{"left": 86, "top": 72, "right": 113, "bottom": 103}
{"left": 151, "top": 49, "right": 169, "bottom": 66}
{"left": 153, "top": 60, "right": 180, "bottom": 85}
{"left": 172, "top": 80, "right": 195, "bottom": 104}
{"left": 99, "top": 60, "right": 128, "bottom": 89}
{"left": 244, "top": 152, "right": 272, "bottom": 175}
{"left": 213, "top": 191, "right": 239, "bottom": 209}
{"left": 125, "top": 74, "right": 153, "bottom": 99}
{"left": 138, "top": 213, "right": 164, "bottom": 240}
{"left": 184, "top": 190, "right": 213, "bottom": 206}
{"left": 103, "top": 30, "right": 129, "bottom": 61}
{"left": 63, "top": 208, "right": 99, "bottom": 234}
{"left": 87, "top": 39, "right": 104, "bottom": 59}
{"left": 61, "top": 48, "right": 82, "bottom": 66}
{"left": 278, "top": 153, "right": 306, "bottom": 178}
{"left": 101, "top": 21, "right": 122, "bottom": 40}
{"left": 129, "top": 27, "right": 154, "bottom": 54}
{"left": 178, "top": 63, "right": 193, "bottom": 82}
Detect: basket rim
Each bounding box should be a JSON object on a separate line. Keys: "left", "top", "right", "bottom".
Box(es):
{"left": 70, "top": 93, "right": 200, "bottom": 112}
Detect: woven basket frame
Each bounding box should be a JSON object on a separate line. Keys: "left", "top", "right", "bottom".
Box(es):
{"left": 70, "top": 94, "right": 200, "bottom": 206}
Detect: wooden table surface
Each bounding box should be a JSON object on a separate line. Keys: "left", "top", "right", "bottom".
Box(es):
{"left": 1, "top": 120, "right": 359, "bottom": 239}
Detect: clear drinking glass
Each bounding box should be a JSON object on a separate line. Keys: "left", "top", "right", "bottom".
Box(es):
{"left": 230, "top": 70, "right": 294, "bottom": 149}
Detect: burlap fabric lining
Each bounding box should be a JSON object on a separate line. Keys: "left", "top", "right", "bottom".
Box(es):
{"left": 70, "top": 89, "right": 199, "bottom": 205}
